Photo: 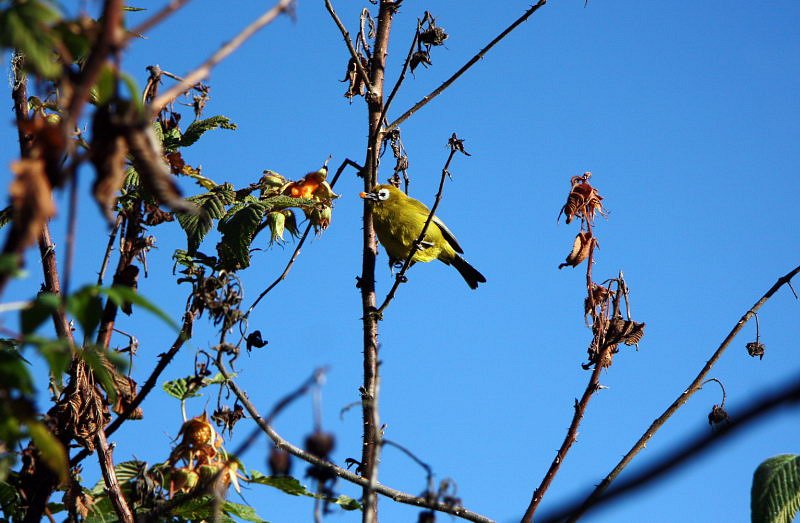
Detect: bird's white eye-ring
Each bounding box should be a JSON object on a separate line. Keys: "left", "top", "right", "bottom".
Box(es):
{"left": 377, "top": 189, "right": 390, "bottom": 201}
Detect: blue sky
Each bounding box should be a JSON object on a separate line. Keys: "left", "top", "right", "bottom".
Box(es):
{"left": 2, "top": 1, "right": 800, "bottom": 522}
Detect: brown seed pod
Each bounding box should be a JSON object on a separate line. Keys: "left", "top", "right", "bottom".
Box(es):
{"left": 419, "top": 26, "right": 448, "bottom": 46}
{"left": 304, "top": 431, "right": 335, "bottom": 459}
{"left": 708, "top": 404, "right": 728, "bottom": 426}
{"left": 559, "top": 231, "right": 595, "bottom": 269}
{"left": 268, "top": 446, "right": 292, "bottom": 477}
{"left": 746, "top": 341, "right": 765, "bottom": 360}
{"left": 180, "top": 413, "right": 216, "bottom": 448}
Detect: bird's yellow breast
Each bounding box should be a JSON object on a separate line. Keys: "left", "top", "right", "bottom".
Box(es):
{"left": 371, "top": 203, "right": 455, "bottom": 264}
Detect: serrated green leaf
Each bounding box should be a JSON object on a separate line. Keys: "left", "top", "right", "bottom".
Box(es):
{"left": 217, "top": 199, "right": 267, "bottom": 271}
{"left": 27, "top": 336, "right": 72, "bottom": 385}
{"left": 66, "top": 285, "right": 104, "bottom": 338}
{"left": 177, "top": 183, "right": 235, "bottom": 254}
{"left": 333, "top": 494, "right": 362, "bottom": 510}
{"left": 162, "top": 127, "right": 182, "bottom": 153}
{"left": 100, "top": 285, "right": 179, "bottom": 330}
{"left": 162, "top": 377, "right": 201, "bottom": 400}
{"left": 0, "top": 253, "right": 24, "bottom": 278}
{"left": 222, "top": 500, "right": 269, "bottom": 522}
{"left": 93, "top": 65, "right": 116, "bottom": 106}
{"left": 169, "top": 494, "right": 235, "bottom": 522}
{"left": 248, "top": 470, "right": 362, "bottom": 510}
{"left": 20, "top": 292, "right": 61, "bottom": 335}
{"left": 752, "top": 454, "right": 800, "bottom": 523}
{"left": 180, "top": 115, "right": 237, "bottom": 148}
{"left": 28, "top": 421, "right": 68, "bottom": 484}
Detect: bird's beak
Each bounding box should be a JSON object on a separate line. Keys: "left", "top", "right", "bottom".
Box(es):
{"left": 360, "top": 191, "right": 378, "bottom": 202}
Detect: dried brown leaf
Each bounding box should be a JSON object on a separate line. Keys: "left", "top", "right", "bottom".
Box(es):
{"left": 559, "top": 230, "right": 595, "bottom": 269}
{"left": 9, "top": 158, "right": 55, "bottom": 250}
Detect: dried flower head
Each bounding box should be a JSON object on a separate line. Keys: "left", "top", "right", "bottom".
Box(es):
{"left": 746, "top": 341, "right": 765, "bottom": 360}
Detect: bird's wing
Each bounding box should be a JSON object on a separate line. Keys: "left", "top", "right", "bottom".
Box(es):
{"left": 432, "top": 215, "right": 464, "bottom": 254}
{"left": 404, "top": 197, "right": 465, "bottom": 254}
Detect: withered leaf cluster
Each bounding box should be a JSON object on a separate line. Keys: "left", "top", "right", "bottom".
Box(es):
{"left": 411, "top": 12, "right": 448, "bottom": 73}
{"left": 560, "top": 172, "right": 604, "bottom": 225}
{"left": 48, "top": 360, "right": 108, "bottom": 451}
{"left": 342, "top": 54, "right": 370, "bottom": 99}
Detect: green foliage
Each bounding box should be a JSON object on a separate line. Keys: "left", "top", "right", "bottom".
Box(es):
{"left": 81, "top": 344, "right": 127, "bottom": 405}
{"left": 163, "top": 372, "right": 234, "bottom": 401}
{"left": 0, "top": 1, "right": 62, "bottom": 78}
{"left": 177, "top": 183, "right": 236, "bottom": 254}
{"left": 0, "top": 205, "right": 11, "bottom": 229}
{"left": 20, "top": 292, "right": 60, "bottom": 335}
{"left": 100, "top": 285, "right": 179, "bottom": 330}
{"left": 66, "top": 285, "right": 104, "bottom": 338}
{"left": 752, "top": 454, "right": 800, "bottom": 523}
{"left": 180, "top": 115, "right": 237, "bottom": 148}
{"left": 0, "top": 480, "right": 23, "bottom": 521}
{"left": 217, "top": 197, "right": 268, "bottom": 271}
{"left": 27, "top": 421, "right": 68, "bottom": 484}
{"left": 248, "top": 470, "right": 362, "bottom": 511}
{"left": 168, "top": 495, "right": 269, "bottom": 523}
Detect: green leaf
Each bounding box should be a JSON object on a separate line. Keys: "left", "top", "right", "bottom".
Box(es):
{"left": 162, "top": 377, "right": 201, "bottom": 401}
{"left": 217, "top": 198, "right": 268, "bottom": 270}
{"left": 222, "top": 500, "right": 269, "bottom": 523}
{"left": 0, "top": 480, "right": 23, "bottom": 520}
{"left": 27, "top": 336, "right": 72, "bottom": 383}
{"left": 180, "top": 115, "right": 237, "bottom": 148}
{"left": 169, "top": 494, "right": 236, "bottom": 522}
{"left": 81, "top": 345, "right": 119, "bottom": 404}
{"left": 20, "top": 292, "right": 60, "bottom": 335}
{"left": 27, "top": 421, "right": 68, "bottom": 484}
{"left": 0, "top": 253, "right": 24, "bottom": 278}
{"left": 66, "top": 285, "right": 104, "bottom": 338}
{"left": 161, "top": 127, "right": 182, "bottom": 153}
{"left": 752, "top": 454, "right": 800, "bottom": 523}
{"left": 0, "top": 343, "right": 33, "bottom": 394}
{"left": 333, "top": 494, "right": 362, "bottom": 511}
{"left": 0, "top": 1, "right": 62, "bottom": 78}
{"left": 248, "top": 470, "right": 310, "bottom": 496}
{"left": 93, "top": 64, "right": 117, "bottom": 106}
{"left": 100, "top": 285, "right": 179, "bottom": 330}
{"left": 177, "top": 183, "right": 235, "bottom": 254}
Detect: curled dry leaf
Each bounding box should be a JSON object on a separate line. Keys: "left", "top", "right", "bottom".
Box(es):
{"left": 605, "top": 317, "right": 646, "bottom": 347}
{"left": 49, "top": 360, "right": 110, "bottom": 451}
{"left": 560, "top": 173, "right": 604, "bottom": 224}
{"left": 90, "top": 106, "right": 128, "bottom": 222}
{"left": 342, "top": 54, "right": 370, "bottom": 99}
{"left": 559, "top": 230, "right": 596, "bottom": 269}
{"left": 9, "top": 158, "right": 56, "bottom": 251}
{"left": 125, "top": 121, "right": 196, "bottom": 214}
{"left": 20, "top": 115, "right": 68, "bottom": 188}
{"left": 584, "top": 284, "right": 614, "bottom": 319}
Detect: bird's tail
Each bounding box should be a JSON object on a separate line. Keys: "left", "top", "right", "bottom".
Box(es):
{"left": 451, "top": 254, "right": 486, "bottom": 290}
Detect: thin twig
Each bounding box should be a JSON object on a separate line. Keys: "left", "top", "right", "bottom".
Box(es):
{"left": 375, "top": 140, "right": 458, "bottom": 316}
{"left": 324, "top": 0, "right": 374, "bottom": 95}
{"left": 243, "top": 158, "right": 357, "bottom": 317}
{"left": 541, "top": 372, "right": 800, "bottom": 523}
{"left": 385, "top": 0, "right": 548, "bottom": 134}
{"left": 62, "top": 170, "right": 79, "bottom": 298}
{"left": 216, "top": 361, "right": 495, "bottom": 523}
{"left": 97, "top": 214, "right": 123, "bottom": 286}
{"left": 568, "top": 263, "right": 800, "bottom": 521}
{"left": 128, "top": 0, "right": 193, "bottom": 38}
{"left": 150, "top": 0, "right": 295, "bottom": 113}
{"left": 520, "top": 342, "right": 613, "bottom": 522}
{"left": 379, "top": 28, "right": 419, "bottom": 127}
{"left": 95, "top": 430, "right": 134, "bottom": 523}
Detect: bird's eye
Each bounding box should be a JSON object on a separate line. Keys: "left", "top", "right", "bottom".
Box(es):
{"left": 377, "top": 189, "right": 390, "bottom": 200}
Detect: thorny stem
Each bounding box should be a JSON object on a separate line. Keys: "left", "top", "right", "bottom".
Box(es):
{"left": 216, "top": 361, "right": 495, "bottom": 523}
{"left": 542, "top": 372, "right": 800, "bottom": 523}
{"left": 376, "top": 143, "right": 458, "bottom": 316}
{"left": 97, "top": 214, "right": 123, "bottom": 285}
{"left": 568, "top": 263, "right": 800, "bottom": 521}
{"left": 385, "top": 0, "right": 548, "bottom": 134}
{"left": 95, "top": 431, "right": 134, "bottom": 523}
{"left": 62, "top": 169, "right": 79, "bottom": 298}
{"left": 324, "top": 0, "right": 374, "bottom": 95}
{"left": 150, "top": 0, "right": 295, "bottom": 112}
{"left": 520, "top": 342, "right": 613, "bottom": 522}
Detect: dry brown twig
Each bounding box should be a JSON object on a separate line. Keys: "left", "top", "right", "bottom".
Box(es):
{"left": 150, "top": 0, "right": 296, "bottom": 113}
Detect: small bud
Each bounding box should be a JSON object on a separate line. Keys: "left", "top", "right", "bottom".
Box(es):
{"left": 746, "top": 341, "right": 765, "bottom": 360}
{"left": 266, "top": 211, "right": 287, "bottom": 244}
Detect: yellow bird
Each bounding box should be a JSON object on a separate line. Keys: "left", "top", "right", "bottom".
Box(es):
{"left": 360, "top": 184, "right": 486, "bottom": 289}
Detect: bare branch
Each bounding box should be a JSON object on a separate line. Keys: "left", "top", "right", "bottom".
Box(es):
{"left": 385, "top": 0, "right": 548, "bottom": 134}
{"left": 128, "top": 0, "right": 193, "bottom": 38}
{"left": 324, "top": 0, "right": 374, "bottom": 95}
{"left": 541, "top": 372, "right": 800, "bottom": 523}
{"left": 568, "top": 263, "right": 800, "bottom": 521}
{"left": 97, "top": 214, "right": 123, "bottom": 286}
{"left": 216, "top": 361, "right": 495, "bottom": 523}
{"left": 95, "top": 431, "right": 134, "bottom": 523}
{"left": 150, "top": 0, "right": 295, "bottom": 113}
